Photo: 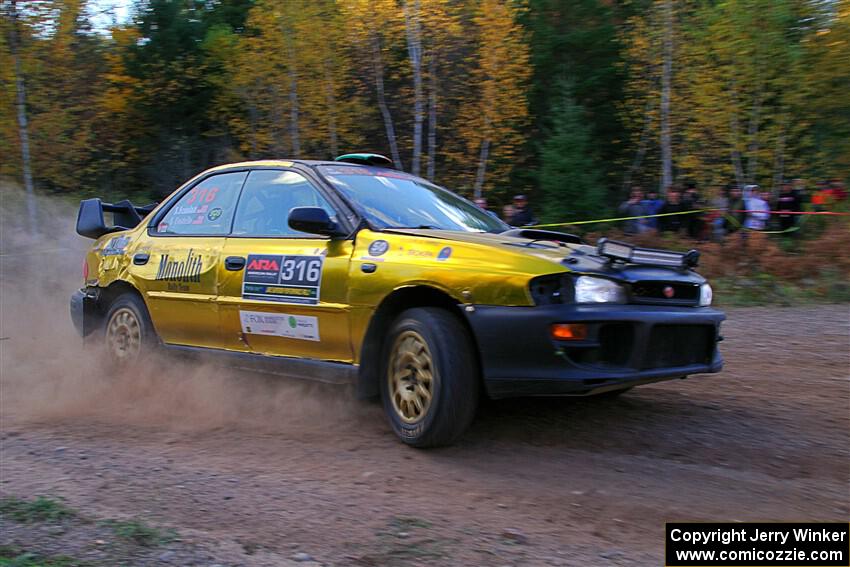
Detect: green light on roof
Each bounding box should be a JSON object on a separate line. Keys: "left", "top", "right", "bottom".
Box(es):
{"left": 334, "top": 153, "right": 394, "bottom": 167}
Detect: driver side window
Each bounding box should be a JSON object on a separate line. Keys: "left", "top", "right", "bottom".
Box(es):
{"left": 231, "top": 170, "right": 338, "bottom": 237}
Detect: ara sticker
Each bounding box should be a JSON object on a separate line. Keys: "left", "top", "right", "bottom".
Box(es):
{"left": 101, "top": 235, "right": 131, "bottom": 256}
{"left": 242, "top": 254, "right": 324, "bottom": 305}
{"left": 437, "top": 246, "right": 453, "bottom": 261}
{"left": 239, "top": 310, "right": 320, "bottom": 342}
{"left": 368, "top": 240, "right": 389, "bottom": 257}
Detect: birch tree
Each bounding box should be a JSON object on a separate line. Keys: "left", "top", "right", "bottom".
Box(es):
{"left": 659, "top": 0, "right": 673, "bottom": 192}
{"left": 459, "top": 0, "right": 530, "bottom": 198}
{"left": 4, "top": 0, "right": 37, "bottom": 229}
{"left": 341, "top": 0, "right": 404, "bottom": 169}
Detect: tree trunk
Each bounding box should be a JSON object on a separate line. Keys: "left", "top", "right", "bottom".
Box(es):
{"left": 426, "top": 55, "right": 437, "bottom": 181}
{"left": 473, "top": 137, "right": 490, "bottom": 199}
{"left": 730, "top": 114, "right": 745, "bottom": 189}
{"left": 659, "top": 0, "right": 673, "bottom": 193}
{"left": 323, "top": 63, "right": 338, "bottom": 157}
{"left": 404, "top": 0, "right": 423, "bottom": 176}
{"left": 9, "top": 0, "right": 37, "bottom": 232}
{"left": 286, "top": 39, "right": 300, "bottom": 157}
{"left": 771, "top": 116, "right": 787, "bottom": 193}
{"left": 270, "top": 84, "right": 286, "bottom": 155}
{"left": 370, "top": 34, "right": 403, "bottom": 170}
{"left": 746, "top": 87, "right": 762, "bottom": 184}
{"left": 623, "top": 97, "right": 654, "bottom": 192}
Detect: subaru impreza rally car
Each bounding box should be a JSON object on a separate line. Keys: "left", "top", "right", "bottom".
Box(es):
{"left": 71, "top": 153, "right": 724, "bottom": 447}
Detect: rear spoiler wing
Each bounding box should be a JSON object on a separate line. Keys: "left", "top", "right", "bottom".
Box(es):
{"left": 596, "top": 237, "right": 700, "bottom": 268}
{"left": 76, "top": 198, "right": 158, "bottom": 239}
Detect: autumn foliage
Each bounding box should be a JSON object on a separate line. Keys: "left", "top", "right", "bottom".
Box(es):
{"left": 1, "top": 0, "right": 847, "bottom": 212}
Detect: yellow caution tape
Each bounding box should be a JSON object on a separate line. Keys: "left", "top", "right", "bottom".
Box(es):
{"left": 528, "top": 208, "right": 714, "bottom": 229}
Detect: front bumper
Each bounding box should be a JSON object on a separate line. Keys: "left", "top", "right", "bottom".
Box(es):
{"left": 70, "top": 288, "right": 101, "bottom": 337}
{"left": 464, "top": 303, "right": 724, "bottom": 399}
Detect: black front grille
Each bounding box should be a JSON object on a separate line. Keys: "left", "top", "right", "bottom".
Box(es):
{"left": 630, "top": 281, "right": 700, "bottom": 305}
{"left": 569, "top": 323, "right": 634, "bottom": 368}
{"left": 642, "top": 325, "right": 714, "bottom": 369}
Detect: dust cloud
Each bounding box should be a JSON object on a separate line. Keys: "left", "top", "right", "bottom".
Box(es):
{"left": 0, "top": 183, "right": 375, "bottom": 435}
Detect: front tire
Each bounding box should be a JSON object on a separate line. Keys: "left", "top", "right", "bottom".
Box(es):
{"left": 381, "top": 307, "right": 479, "bottom": 448}
{"left": 103, "top": 293, "right": 156, "bottom": 367}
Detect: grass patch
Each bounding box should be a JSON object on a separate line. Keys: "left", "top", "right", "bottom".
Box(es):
{"left": 0, "top": 497, "right": 76, "bottom": 523}
{"left": 101, "top": 519, "right": 174, "bottom": 547}
{"left": 0, "top": 546, "right": 91, "bottom": 567}
{"left": 389, "top": 516, "right": 433, "bottom": 531}
{"left": 364, "top": 517, "right": 448, "bottom": 566}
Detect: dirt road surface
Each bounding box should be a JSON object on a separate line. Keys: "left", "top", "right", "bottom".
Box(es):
{"left": 0, "top": 203, "right": 848, "bottom": 566}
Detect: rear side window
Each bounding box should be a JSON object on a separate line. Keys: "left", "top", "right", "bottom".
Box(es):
{"left": 156, "top": 171, "right": 247, "bottom": 235}
{"left": 231, "top": 170, "right": 338, "bottom": 237}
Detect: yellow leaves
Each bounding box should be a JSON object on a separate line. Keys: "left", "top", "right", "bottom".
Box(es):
{"left": 454, "top": 0, "right": 530, "bottom": 191}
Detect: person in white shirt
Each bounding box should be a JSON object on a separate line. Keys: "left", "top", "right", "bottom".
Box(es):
{"left": 745, "top": 189, "right": 771, "bottom": 230}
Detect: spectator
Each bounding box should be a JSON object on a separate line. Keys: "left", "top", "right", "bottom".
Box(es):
{"left": 474, "top": 197, "right": 489, "bottom": 211}
{"left": 829, "top": 178, "right": 848, "bottom": 201}
{"left": 658, "top": 188, "right": 688, "bottom": 233}
{"left": 510, "top": 194, "right": 537, "bottom": 226}
{"left": 745, "top": 189, "right": 770, "bottom": 230}
{"left": 777, "top": 182, "right": 801, "bottom": 233}
{"left": 502, "top": 204, "right": 515, "bottom": 223}
{"left": 618, "top": 187, "right": 647, "bottom": 234}
{"left": 792, "top": 178, "right": 809, "bottom": 207}
{"left": 682, "top": 181, "right": 706, "bottom": 239}
{"left": 641, "top": 189, "right": 664, "bottom": 230}
{"left": 743, "top": 183, "right": 759, "bottom": 200}
{"left": 812, "top": 180, "right": 831, "bottom": 210}
{"left": 710, "top": 185, "right": 729, "bottom": 241}
{"left": 724, "top": 185, "right": 747, "bottom": 234}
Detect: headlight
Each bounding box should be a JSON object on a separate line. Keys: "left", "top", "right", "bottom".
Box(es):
{"left": 699, "top": 283, "right": 713, "bottom": 306}
{"left": 575, "top": 276, "right": 626, "bottom": 304}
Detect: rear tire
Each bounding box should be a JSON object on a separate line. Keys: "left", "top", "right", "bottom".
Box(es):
{"left": 381, "top": 307, "right": 479, "bottom": 448}
{"left": 102, "top": 293, "right": 156, "bottom": 368}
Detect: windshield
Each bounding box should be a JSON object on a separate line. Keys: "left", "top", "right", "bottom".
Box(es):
{"left": 317, "top": 165, "right": 509, "bottom": 233}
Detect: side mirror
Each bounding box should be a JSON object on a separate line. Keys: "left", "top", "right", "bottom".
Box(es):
{"left": 288, "top": 207, "right": 345, "bottom": 237}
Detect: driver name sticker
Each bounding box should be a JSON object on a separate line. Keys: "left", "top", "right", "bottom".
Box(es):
{"left": 242, "top": 254, "right": 324, "bottom": 305}
{"left": 239, "top": 310, "right": 320, "bottom": 341}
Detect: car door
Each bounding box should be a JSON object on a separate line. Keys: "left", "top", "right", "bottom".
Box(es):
{"left": 217, "top": 168, "right": 355, "bottom": 362}
{"left": 134, "top": 170, "right": 248, "bottom": 348}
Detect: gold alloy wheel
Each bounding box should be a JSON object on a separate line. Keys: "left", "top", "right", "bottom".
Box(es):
{"left": 388, "top": 330, "right": 435, "bottom": 423}
{"left": 106, "top": 307, "right": 142, "bottom": 363}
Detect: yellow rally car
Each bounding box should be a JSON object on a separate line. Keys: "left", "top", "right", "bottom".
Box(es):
{"left": 71, "top": 154, "right": 724, "bottom": 447}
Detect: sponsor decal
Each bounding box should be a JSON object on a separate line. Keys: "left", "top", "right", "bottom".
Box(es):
{"left": 663, "top": 285, "right": 675, "bottom": 298}
{"left": 155, "top": 249, "right": 203, "bottom": 283}
{"left": 173, "top": 204, "right": 208, "bottom": 215}
{"left": 407, "top": 249, "right": 434, "bottom": 258}
{"left": 437, "top": 246, "right": 453, "bottom": 261}
{"left": 242, "top": 254, "right": 324, "bottom": 305}
{"left": 368, "top": 240, "right": 389, "bottom": 257}
{"left": 157, "top": 221, "right": 169, "bottom": 232}
{"left": 207, "top": 207, "right": 223, "bottom": 221}
{"left": 239, "top": 310, "right": 320, "bottom": 341}
{"left": 101, "top": 235, "right": 130, "bottom": 256}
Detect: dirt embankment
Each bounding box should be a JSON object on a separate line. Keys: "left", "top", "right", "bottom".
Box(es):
{"left": 0, "top": 188, "right": 848, "bottom": 566}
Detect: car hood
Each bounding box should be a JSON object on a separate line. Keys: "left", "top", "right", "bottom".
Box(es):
{"left": 383, "top": 228, "right": 706, "bottom": 285}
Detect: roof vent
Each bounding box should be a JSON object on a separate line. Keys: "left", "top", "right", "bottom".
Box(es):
{"left": 334, "top": 153, "right": 394, "bottom": 167}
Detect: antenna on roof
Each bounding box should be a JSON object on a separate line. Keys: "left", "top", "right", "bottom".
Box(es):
{"left": 334, "top": 153, "right": 394, "bottom": 168}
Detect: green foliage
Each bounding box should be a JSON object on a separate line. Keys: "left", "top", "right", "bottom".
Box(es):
{"left": 0, "top": 549, "right": 91, "bottom": 567}
{"left": 0, "top": 496, "right": 76, "bottom": 523}
{"left": 0, "top": 0, "right": 847, "bottom": 216}
{"left": 101, "top": 519, "right": 175, "bottom": 547}
{"left": 538, "top": 83, "right": 608, "bottom": 223}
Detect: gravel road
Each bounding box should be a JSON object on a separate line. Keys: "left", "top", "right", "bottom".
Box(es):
{"left": 1, "top": 303, "right": 848, "bottom": 566}
{"left": 1, "top": 200, "right": 847, "bottom": 565}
